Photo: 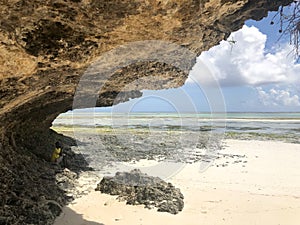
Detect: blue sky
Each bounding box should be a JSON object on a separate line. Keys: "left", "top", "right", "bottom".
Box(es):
{"left": 98, "top": 8, "right": 300, "bottom": 113}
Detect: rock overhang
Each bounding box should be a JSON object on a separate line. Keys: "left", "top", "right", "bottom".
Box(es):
{"left": 0, "top": 0, "right": 294, "bottom": 135}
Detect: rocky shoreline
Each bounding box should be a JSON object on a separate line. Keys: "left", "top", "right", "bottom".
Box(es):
{"left": 0, "top": 130, "right": 95, "bottom": 225}
{"left": 0, "top": 127, "right": 223, "bottom": 224}
{"left": 2, "top": 125, "right": 297, "bottom": 224}
{"left": 225, "top": 131, "right": 300, "bottom": 144}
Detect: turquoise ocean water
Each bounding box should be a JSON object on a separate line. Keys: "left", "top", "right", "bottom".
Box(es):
{"left": 53, "top": 112, "right": 300, "bottom": 135}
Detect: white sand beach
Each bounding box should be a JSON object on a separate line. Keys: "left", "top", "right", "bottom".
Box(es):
{"left": 54, "top": 139, "right": 300, "bottom": 225}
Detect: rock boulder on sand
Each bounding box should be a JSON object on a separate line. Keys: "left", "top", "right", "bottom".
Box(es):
{"left": 95, "top": 169, "right": 184, "bottom": 214}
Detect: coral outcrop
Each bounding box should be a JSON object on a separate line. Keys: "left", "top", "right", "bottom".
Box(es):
{"left": 96, "top": 169, "right": 184, "bottom": 214}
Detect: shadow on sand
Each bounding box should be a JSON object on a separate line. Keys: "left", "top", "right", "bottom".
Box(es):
{"left": 54, "top": 207, "right": 104, "bottom": 225}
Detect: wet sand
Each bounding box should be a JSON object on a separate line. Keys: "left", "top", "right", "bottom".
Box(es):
{"left": 54, "top": 140, "right": 300, "bottom": 225}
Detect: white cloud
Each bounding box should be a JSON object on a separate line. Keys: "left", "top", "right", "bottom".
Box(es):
{"left": 188, "top": 25, "right": 300, "bottom": 87}
{"left": 257, "top": 86, "right": 300, "bottom": 107}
